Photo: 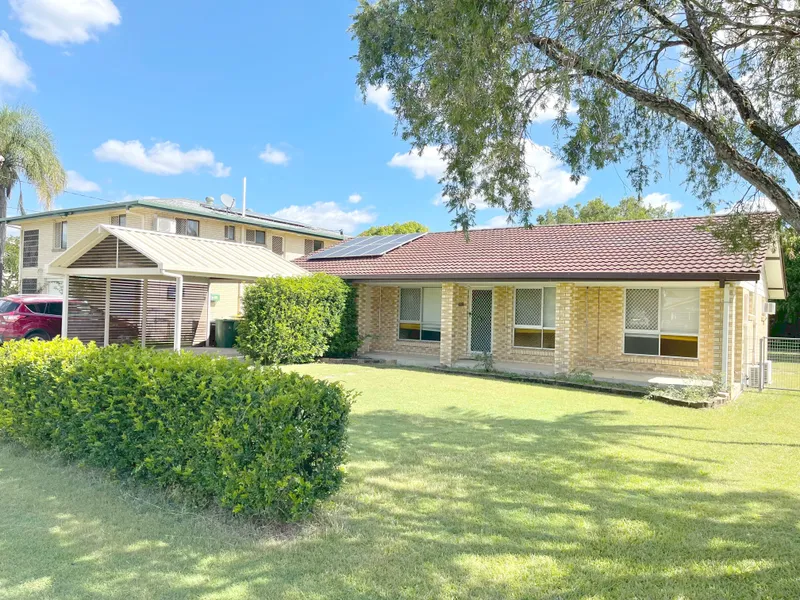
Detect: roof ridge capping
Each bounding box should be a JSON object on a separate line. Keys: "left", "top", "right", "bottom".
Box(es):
{"left": 446, "top": 211, "right": 778, "bottom": 233}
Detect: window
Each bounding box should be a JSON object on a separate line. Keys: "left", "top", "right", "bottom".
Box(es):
{"left": 305, "top": 239, "right": 325, "bottom": 254}
{"left": 45, "top": 303, "right": 63, "bottom": 316}
{"left": 176, "top": 218, "right": 200, "bottom": 237}
{"left": 624, "top": 288, "right": 700, "bottom": 358}
{"left": 271, "top": 235, "right": 284, "bottom": 255}
{"left": 53, "top": 221, "right": 68, "bottom": 250}
{"left": 246, "top": 230, "right": 266, "bottom": 245}
{"left": 22, "top": 230, "right": 39, "bottom": 268}
{"left": 399, "top": 287, "right": 442, "bottom": 341}
{"left": 224, "top": 225, "right": 236, "bottom": 241}
{"left": 111, "top": 214, "right": 127, "bottom": 227}
{"left": 25, "top": 303, "right": 48, "bottom": 314}
{"left": 513, "top": 287, "right": 556, "bottom": 349}
{"left": 21, "top": 279, "right": 38, "bottom": 294}
{"left": 0, "top": 300, "right": 20, "bottom": 313}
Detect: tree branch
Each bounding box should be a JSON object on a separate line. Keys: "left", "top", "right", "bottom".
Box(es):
{"left": 527, "top": 34, "right": 800, "bottom": 230}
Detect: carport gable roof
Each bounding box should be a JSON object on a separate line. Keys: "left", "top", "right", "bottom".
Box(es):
{"left": 47, "top": 225, "right": 309, "bottom": 280}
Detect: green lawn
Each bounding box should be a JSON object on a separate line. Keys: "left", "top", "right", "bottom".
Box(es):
{"left": 1, "top": 364, "right": 799, "bottom": 599}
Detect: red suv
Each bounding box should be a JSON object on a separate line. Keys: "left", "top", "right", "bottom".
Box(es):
{"left": 0, "top": 295, "right": 64, "bottom": 342}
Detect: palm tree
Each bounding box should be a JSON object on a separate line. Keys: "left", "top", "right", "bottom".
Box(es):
{"left": 0, "top": 106, "right": 66, "bottom": 294}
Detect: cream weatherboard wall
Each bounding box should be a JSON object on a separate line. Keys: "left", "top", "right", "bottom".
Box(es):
{"left": 15, "top": 207, "right": 331, "bottom": 319}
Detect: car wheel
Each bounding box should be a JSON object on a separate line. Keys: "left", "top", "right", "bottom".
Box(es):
{"left": 25, "top": 331, "right": 52, "bottom": 341}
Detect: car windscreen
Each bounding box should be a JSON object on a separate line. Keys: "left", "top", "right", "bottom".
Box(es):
{"left": 0, "top": 300, "right": 20, "bottom": 313}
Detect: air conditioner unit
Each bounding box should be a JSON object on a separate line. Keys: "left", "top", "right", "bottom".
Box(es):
{"left": 764, "top": 302, "right": 777, "bottom": 315}
{"left": 764, "top": 360, "right": 773, "bottom": 385}
{"left": 154, "top": 216, "right": 176, "bottom": 234}
{"left": 747, "top": 364, "right": 762, "bottom": 388}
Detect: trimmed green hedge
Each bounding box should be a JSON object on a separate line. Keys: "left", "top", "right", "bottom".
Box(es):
{"left": 237, "top": 273, "right": 360, "bottom": 365}
{"left": 0, "top": 339, "right": 352, "bottom": 520}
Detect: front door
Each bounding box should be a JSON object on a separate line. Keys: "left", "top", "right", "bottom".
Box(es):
{"left": 470, "top": 289, "right": 493, "bottom": 353}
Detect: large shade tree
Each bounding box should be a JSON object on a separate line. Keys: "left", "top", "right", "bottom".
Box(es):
{"left": 353, "top": 0, "right": 800, "bottom": 250}
{"left": 0, "top": 106, "right": 66, "bottom": 294}
{"left": 359, "top": 220, "right": 430, "bottom": 235}
{"left": 537, "top": 196, "right": 674, "bottom": 224}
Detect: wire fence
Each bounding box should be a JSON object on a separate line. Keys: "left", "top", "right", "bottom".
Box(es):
{"left": 763, "top": 337, "right": 800, "bottom": 391}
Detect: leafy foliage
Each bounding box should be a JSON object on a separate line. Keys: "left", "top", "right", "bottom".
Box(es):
{"left": 359, "top": 221, "right": 430, "bottom": 236}
{"left": 537, "top": 196, "right": 673, "bottom": 225}
{"left": 771, "top": 228, "right": 800, "bottom": 336}
{"left": 238, "top": 273, "right": 360, "bottom": 364}
{"left": 352, "top": 0, "right": 800, "bottom": 248}
{"left": 325, "top": 283, "right": 361, "bottom": 358}
{"left": 0, "top": 105, "right": 66, "bottom": 294}
{"left": 0, "top": 339, "right": 352, "bottom": 520}
{"left": 2, "top": 236, "right": 18, "bottom": 295}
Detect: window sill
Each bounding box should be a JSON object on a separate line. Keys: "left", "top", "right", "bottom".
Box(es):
{"left": 512, "top": 346, "right": 555, "bottom": 351}
{"left": 396, "top": 338, "right": 441, "bottom": 344}
{"left": 622, "top": 352, "right": 699, "bottom": 361}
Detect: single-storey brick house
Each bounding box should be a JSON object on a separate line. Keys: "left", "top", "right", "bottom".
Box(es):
{"left": 296, "top": 215, "right": 786, "bottom": 397}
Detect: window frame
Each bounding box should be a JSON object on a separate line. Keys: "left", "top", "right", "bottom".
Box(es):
{"left": 623, "top": 287, "right": 701, "bottom": 360}
{"left": 21, "top": 278, "right": 38, "bottom": 294}
{"left": 111, "top": 214, "right": 127, "bottom": 227}
{"left": 512, "top": 286, "right": 556, "bottom": 350}
{"left": 53, "top": 221, "right": 68, "bottom": 251}
{"left": 271, "top": 235, "right": 285, "bottom": 256}
{"left": 398, "top": 286, "right": 442, "bottom": 343}
{"left": 22, "top": 229, "right": 39, "bottom": 268}
{"left": 224, "top": 225, "right": 236, "bottom": 241}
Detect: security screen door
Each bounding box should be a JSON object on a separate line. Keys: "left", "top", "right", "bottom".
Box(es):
{"left": 470, "top": 289, "right": 493, "bottom": 353}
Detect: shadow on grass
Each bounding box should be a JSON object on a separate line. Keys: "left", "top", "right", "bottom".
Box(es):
{"left": 1, "top": 408, "right": 799, "bottom": 599}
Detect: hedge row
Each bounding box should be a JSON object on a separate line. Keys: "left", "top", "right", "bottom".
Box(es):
{"left": 0, "top": 339, "right": 352, "bottom": 520}
{"left": 237, "top": 273, "right": 360, "bottom": 365}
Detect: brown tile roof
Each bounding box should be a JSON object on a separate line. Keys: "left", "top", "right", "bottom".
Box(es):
{"left": 295, "top": 215, "right": 769, "bottom": 281}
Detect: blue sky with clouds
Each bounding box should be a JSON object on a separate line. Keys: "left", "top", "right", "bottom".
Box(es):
{"left": 0, "top": 0, "right": 704, "bottom": 234}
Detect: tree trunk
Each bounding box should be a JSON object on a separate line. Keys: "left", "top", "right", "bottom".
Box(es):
{"left": 0, "top": 186, "right": 6, "bottom": 296}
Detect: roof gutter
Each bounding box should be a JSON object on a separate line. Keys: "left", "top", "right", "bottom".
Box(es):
{"left": 329, "top": 271, "right": 762, "bottom": 283}
{"left": 0, "top": 199, "right": 346, "bottom": 241}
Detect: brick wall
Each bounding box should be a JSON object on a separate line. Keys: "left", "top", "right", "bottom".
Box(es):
{"left": 359, "top": 286, "right": 441, "bottom": 356}
{"left": 354, "top": 281, "right": 751, "bottom": 382}
{"left": 492, "top": 286, "right": 556, "bottom": 365}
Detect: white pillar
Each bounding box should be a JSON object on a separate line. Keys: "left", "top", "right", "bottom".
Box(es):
{"left": 61, "top": 276, "right": 70, "bottom": 339}
{"left": 206, "top": 281, "right": 212, "bottom": 347}
{"left": 103, "top": 277, "right": 111, "bottom": 347}
{"left": 173, "top": 276, "right": 184, "bottom": 352}
{"left": 141, "top": 278, "right": 148, "bottom": 348}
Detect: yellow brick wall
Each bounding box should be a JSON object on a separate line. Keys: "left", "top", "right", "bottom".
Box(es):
{"left": 360, "top": 286, "right": 441, "bottom": 356}
{"left": 562, "top": 285, "right": 719, "bottom": 377}
{"left": 491, "top": 286, "right": 556, "bottom": 365}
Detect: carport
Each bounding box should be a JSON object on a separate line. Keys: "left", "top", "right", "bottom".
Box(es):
{"left": 47, "top": 225, "right": 308, "bottom": 350}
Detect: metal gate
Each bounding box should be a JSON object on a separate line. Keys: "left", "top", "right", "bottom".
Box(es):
{"left": 758, "top": 337, "right": 800, "bottom": 391}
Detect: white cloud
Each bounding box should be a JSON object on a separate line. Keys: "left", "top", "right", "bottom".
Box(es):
{"left": 93, "top": 140, "right": 230, "bottom": 177}
{"left": 211, "top": 162, "right": 231, "bottom": 178}
{"left": 272, "top": 201, "right": 377, "bottom": 234}
{"left": 388, "top": 146, "right": 448, "bottom": 180}
{"left": 365, "top": 84, "right": 393, "bottom": 115}
{"left": 348, "top": 193, "right": 362, "bottom": 204}
{"left": 528, "top": 92, "right": 578, "bottom": 124}
{"left": 66, "top": 170, "right": 100, "bottom": 193}
{"left": 476, "top": 215, "right": 514, "bottom": 229}
{"left": 259, "top": 144, "right": 289, "bottom": 165}
{"left": 0, "top": 31, "right": 33, "bottom": 90}
{"left": 642, "top": 192, "right": 682, "bottom": 212}
{"left": 396, "top": 142, "right": 587, "bottom": 209}
{"left": 10, "top": 0, "right": 121, "bottom": 45}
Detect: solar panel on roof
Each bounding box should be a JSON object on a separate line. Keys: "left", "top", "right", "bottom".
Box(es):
{"left": 308, "top": 233, "right": 425, "bottom": 260}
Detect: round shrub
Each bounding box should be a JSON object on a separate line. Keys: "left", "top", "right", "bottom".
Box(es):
{"left": 0, "top": 339, "right": 353, "bottom": 520}
{"left": 237, "top": 273, "right": 360, "bottom": 364}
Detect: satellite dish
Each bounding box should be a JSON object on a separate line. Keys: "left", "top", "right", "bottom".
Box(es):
{"left": 220, "top": 193, "right": 236, "bottom": 210}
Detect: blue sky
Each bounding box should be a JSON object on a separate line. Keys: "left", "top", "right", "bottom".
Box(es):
{"left": 0, "top": 0, "right": 706, "bottom": 234}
